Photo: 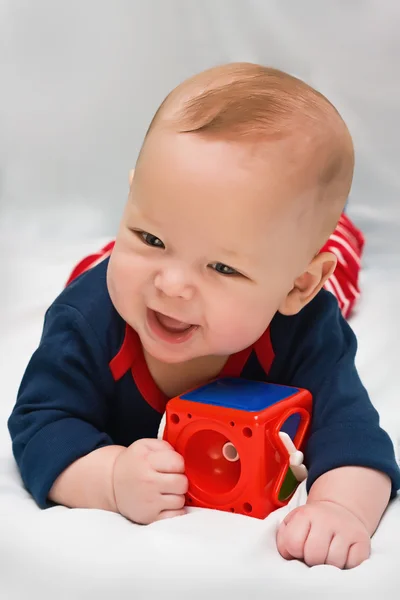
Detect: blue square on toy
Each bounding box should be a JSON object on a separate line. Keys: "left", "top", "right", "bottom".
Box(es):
{"left": 181, "top": 378, "right": 299, "bottom": 412}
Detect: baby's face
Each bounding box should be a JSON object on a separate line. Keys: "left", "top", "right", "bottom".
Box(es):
{"left": 107, "top": 131, "right": 318, "bottom": 364}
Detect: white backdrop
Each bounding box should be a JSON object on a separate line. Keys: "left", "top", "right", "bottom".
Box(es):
{"left": 1, "top": 2, "right": 400, "bottom": 599}
{"left": 1, "top": 0, "right": 400, "bottom": 254}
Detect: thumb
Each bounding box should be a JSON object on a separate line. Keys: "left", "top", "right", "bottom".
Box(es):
{"left": 136, "top": 438, "right": 174, "bottom": 453}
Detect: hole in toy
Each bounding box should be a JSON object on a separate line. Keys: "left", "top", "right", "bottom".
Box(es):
{"left": 280, "top": 413, "right": 301, "bottom": 441}
{"left": 278, "top": 469, "right": 298, "bottom": 502}
{"left": 277, "top": 412, "right": 302, "bottom": 502}
{"left": 229, "top": 421, "right": 235, "bottom": 427}
{"left": 243, "top": 502, "right": 252, "bottom": 513}
{"left": 242, "top": 427, "right": 252, "bottom": 438}
{"left": 222, "top": 442, "right": 239, "bottom": 462}
{"left": 171, "top": 414, "right": 180, "bottom": 424}
{"left": 185, "top": 430, "right": 241, "bottom": 495}
{"left": 187, "top": 413, "right": 192, "bottom": 419}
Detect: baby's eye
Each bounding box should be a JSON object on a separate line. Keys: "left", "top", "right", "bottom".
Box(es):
{"left": 138, "top": 231, "right": 165, "bottom": 248}
{"left": 209, "top": 262, "right": 239, "bottom": 276}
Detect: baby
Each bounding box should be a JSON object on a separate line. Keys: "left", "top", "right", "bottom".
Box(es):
{"left": 8, "top": 63, "right": 400, "bottom": 570}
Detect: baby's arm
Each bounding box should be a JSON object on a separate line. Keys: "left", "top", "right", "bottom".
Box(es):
{"left": 8, "top": 303, "right": 186, "bottom": 523}
{"left": 48, "top": 446, "right": 124, "bottom": 512}
{"left": 307, "top": 465, "right": 391, "bottom": 535}
{"left": 270, "top": 291, "right": 400, "bottom": 568}
{"left": 49, "top": 440, "right": 188, "bottom": 524}
{"left": 277, "top": 466, "right": 391, "bottom": 569}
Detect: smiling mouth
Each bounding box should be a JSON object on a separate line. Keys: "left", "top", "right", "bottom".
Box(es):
{"left": 146, "top": 309, "right": 198, "bottom": 344}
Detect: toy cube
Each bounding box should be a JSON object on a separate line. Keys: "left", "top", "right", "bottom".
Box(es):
{"left": 163, "top": 378, "right": 312, "bottom": 519}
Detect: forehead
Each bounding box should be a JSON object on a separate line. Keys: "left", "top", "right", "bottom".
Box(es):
{"left": 136, "top": 130, "right": 316, "bottom": 214}
{"left": 131, "top": 131, "right": 320, "bottom": 261}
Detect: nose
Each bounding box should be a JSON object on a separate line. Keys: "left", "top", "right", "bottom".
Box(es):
{"left": 154, "top": 266, "right": 194, "bottom": 300}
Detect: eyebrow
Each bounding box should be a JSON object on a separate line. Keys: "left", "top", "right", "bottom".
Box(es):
{"left": 216, "top": 245, "right": 254, "bottom": 265}
{"left": 217, "top": 246, "right": 240, "bottom": 259}
{"left": 130, "top": 207, "right": 164, "bottom": 229}
{"left": 132, "top": 205, "right": 255, "bottom": 265}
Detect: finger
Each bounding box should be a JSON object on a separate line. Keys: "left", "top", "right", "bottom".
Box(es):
{"left": 276, "top": 506, "right": 306, "bottom": 559}
{"left": 160, "top": 493, "right": 186, "bottom": 511}
{"left": 159, "top": 473, "right": 189, "bottom": 495}
{"left": 139, "top": 438, "right": 174, "bottom": 453}
{"left": 155, "top": 508, "right": 186, "bottom": 521}
{"left": 282, "top": 506, "right": 304, "bottom": 525}
{"left": 303, "top": 526, "right": 333, "bottom": 567}
{"left": 276, "top": 522, "right": 294, "bottom": 560}
{"left": 280, "top": 510, "right": 312, "bottom": 560}
{"left": 325, "top": 535, "right": 350, "bottom": 569}
{"left": 150, "top": 449, "right": 185, "bottom": 474}
{"left": 346, "top": 540, "right": 371, "bottom": 569}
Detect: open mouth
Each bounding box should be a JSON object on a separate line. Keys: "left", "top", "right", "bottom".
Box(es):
{"left": 146, "top": 309, "right": 198, "bottom": 344}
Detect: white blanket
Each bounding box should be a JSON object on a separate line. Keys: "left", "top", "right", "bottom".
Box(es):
{"left": 2, "top": 1, "right": 400, "bottom": 597}
{"left": 1, "top": 232, "right": 399, "bottom": 600}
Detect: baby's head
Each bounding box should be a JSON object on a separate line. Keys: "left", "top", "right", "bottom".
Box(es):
{"left": 107, "top": 63, "right": 354, "bottom": 364}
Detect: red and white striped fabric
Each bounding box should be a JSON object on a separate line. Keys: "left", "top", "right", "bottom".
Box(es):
{"left": 65, "top": 241, "right": 115, "bottom": 287}
{"left": 66, "top": 213, "right": 365, "bottom": 319}
{"left": 321, "top": 213, "right": 365, "bottom": 318}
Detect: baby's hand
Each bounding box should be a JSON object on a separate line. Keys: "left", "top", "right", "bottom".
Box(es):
{"left": 276, "top": 500, "right": 371, "bottom": 569}
{"left": 112, "top": 438, "right": 188, "bottom": 524}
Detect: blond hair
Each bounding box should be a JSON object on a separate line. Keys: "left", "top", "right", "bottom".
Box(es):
{"left": 146, "top": 64, "right": 352, "bottom": 182}
{"left": 143, "top": 63, "right": 354, "bottom": 238}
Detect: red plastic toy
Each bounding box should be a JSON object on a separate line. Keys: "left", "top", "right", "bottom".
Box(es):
{"left": 163, "top": 378, "right": 312, "bottom": 519}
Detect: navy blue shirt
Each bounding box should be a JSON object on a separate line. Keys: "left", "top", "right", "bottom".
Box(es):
{"left": 8, "top": 259, "right": 400, "bottom": 508}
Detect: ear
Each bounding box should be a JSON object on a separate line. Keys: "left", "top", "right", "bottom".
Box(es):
{"left": 279, "top": 252, "right": 337, "bottom": 316}
{"left": 128, "top": 168, "right": 135, "bottom": 187}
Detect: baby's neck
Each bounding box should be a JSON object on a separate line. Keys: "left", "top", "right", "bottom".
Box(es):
{"left": 144, "top": 351, "right": 228, "bottom": 399}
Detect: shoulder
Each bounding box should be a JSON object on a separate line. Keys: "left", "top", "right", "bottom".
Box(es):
{"left": 54, "top": 257, "right": 111, "bottom": 315}
{"left": 270, "top": 289, "right": 352, "bottom": 353}
{"left": 268, "top": 289, "right": 357, "bottom": 385}
{"left": 45, "top": 258, "right": 125, "bottom": 359}
{"left": 272, "top": 288, "right": 342, "bottom": 336}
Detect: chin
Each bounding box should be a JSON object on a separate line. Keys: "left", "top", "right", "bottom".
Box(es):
{"left": 141, "top": 339, "right": 200, "bottom": 364}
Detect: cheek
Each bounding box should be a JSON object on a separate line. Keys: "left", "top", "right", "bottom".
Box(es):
{"left": 208, "top": 287, "right": 277, "bottom": 350}
{"left": 107, "top": 246, "right": 150, "bottom": 317}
